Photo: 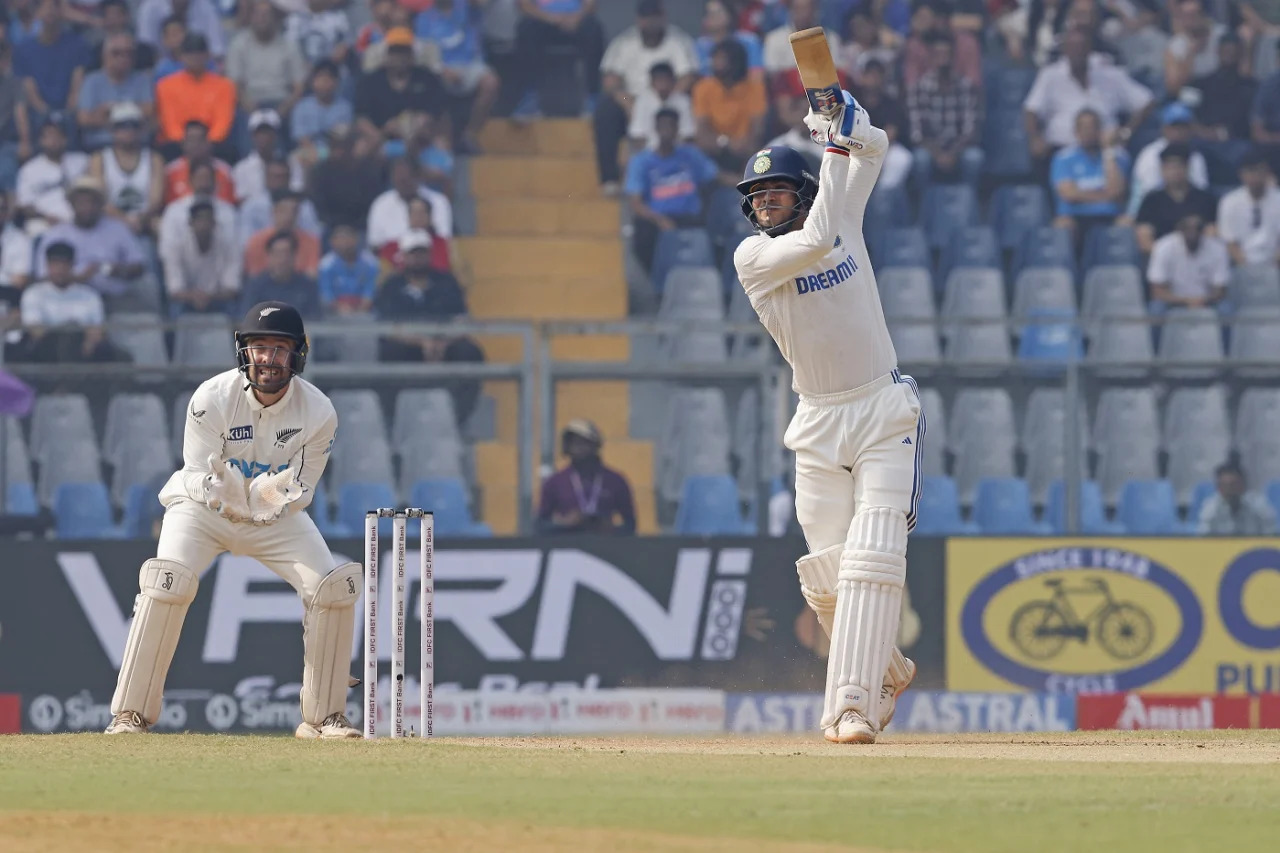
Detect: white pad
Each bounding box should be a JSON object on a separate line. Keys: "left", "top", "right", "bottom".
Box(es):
{"left": 300, "top": 562, "right": 361, "bottom": 726}
{"left": 822, "top": 507, "right": 908, "bottom": 730}
{"left": 796, "top": 544, "right": 841, "bottom": 638}
{"left": 111, "top": 559, "right": 200, "bottom": 724}
{"left": 248, "top": 467, "right": 304, "bottom": 525}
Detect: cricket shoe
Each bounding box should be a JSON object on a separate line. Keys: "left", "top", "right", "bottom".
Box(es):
{"left": 295, "top": 712, "right": 361, "bottom": 740}
{"left": 104, "top": 710, "right": 149, "bottom": 734}
{"left": 824, "top": 710, "right": 877, "bottom": 744}
{"left": 879, "top": 656, "right": 917, "bottom": 731}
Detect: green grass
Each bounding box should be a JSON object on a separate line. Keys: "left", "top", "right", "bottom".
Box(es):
{"left": 3, "top": 732, "right": 1280, "bottom": 852}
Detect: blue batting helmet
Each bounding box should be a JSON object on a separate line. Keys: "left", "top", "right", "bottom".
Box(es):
{"left": 736, "top": 145, "right": 819, "bottom": 237}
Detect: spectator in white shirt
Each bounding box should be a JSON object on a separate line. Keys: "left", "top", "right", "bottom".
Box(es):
{"left": 762, "top": 0, "right": 841, "bottom": 77}
{"left": 1164, "top": 0, "right": 1224, "bottom": 96}
{"left": 17, "top": 240, "right": 124, "bottom": 362}
{"left": 0, "top": 192, "right": 32, "bottom": 300}
{"left": 367, "top": 157, "right": 453, "bottom": 250}
{"left": 1024, "top": 26, "right": 1153, "bottom": 168}
{"left": 1147, "top": 212, "right": 1229, "bottom": 309}
{"left": 158, "top": 159, "right": 238, "bottom": 263}
{"left": 15, "top": 118, "right": 88, "bottom": 232}
{"left": 628, "top": 61, "right": 694, "bottom": 151}
{"left": 1198, "top": 460, "right": 1277, "bottom": 536}
{"left": 1127, "top": 102, "right": 1210, "bottom": 216}
{"left": 232, "top": 109, "right": 302, "bottom": 204}
{"left": 86, "top": 102, "right": 166, "bottom": 236}
{"left": 595, "top": 0, "right": 697, "bottom": 194}
{"left": 239, "top": 158, "right": 320, "bottom": 249}
{"left": 161, "top": 198, "right": 240, "bottom": 317}
{"left": 1217, "top": 148, "right": 1280, "bottom": 266}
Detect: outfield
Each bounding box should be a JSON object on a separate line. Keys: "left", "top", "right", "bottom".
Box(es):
{"left": 2, "top": 732, "right": 1279, "bottom": 852}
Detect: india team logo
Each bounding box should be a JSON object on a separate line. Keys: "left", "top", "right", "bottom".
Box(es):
{"left": 753, "top": 153, "right": 772, "bottom": 174}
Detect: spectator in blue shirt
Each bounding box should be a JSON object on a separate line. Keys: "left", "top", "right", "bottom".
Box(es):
{"left": 318, "top": 223, "right": 379, "bottom": 315}
{"left": 1050, "top": 107, "right": 1130, "bottom": 248}
{"left": 76, "top": 32, "right": 154, "bottom": 151}
{"left": 291, "top": 60, "right": 353, "bottom": 151}
{"left": 696, "top": 0, "right": 762, "bottom": 79}
{"left": 625, "top": 107, "right": 720, "bottom": 273}
{"left": 13, "top": 0, "right": 89, "bottom": 123}
{"left": 415, "top": 0, "right": 500, "bottom": 153}
{"left": 152, "top": 16, "right": 188, "bottom": 82}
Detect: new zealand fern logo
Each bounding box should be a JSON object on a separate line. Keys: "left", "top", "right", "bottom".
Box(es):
{"left": 274, "top": 427, "right": 302, "bottom": 448}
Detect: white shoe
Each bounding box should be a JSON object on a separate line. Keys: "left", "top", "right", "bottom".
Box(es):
{"left": 879, "top": 656, "right": 916, "bottom": 731}
{"left": 824, "top": 710, "right": 877, "bottom": 744}
{"left": 104, "top": 710, "right": 149, "bottom": 734}
{"left": 295, "top": 712, "right": 361, "bottom": 740}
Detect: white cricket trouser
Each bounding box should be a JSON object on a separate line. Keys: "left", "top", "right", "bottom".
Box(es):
{"left": 784, "top": 369, "right": 925, "bottom": 552}
{"left": 157, "top": 498, "right": 337, "bottom": 597}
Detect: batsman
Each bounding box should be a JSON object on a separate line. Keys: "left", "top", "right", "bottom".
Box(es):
{"left": 734, "top": 88, "right": 924, "bottom": 743}
{"left": 105, "top": 301, "right": 361, "bottom": 739}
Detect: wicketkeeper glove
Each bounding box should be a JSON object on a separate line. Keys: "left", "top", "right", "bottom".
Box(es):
{"left": 204, "top": 453, "right": 251, "bottom": 522}
{"left": 248, "top": 466, "right": 305, "bottom": 526}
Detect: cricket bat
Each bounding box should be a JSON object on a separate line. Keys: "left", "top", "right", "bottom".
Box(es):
{"left": 789, "top": 27, "right": 842, "bottom": 117}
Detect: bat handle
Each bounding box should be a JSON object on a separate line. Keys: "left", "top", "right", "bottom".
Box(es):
{"left": 804, "top": 84, "right": 844, "bottom": 118}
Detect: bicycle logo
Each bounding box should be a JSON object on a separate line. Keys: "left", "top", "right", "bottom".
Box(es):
{"left": 1009, "top": 576, "right": 1155, "bottom": 661}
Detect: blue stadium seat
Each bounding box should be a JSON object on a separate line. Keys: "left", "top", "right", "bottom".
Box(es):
{"left": 120, "top": 484, "right": 163, "bottom": 539}
{"left": 921, "top": 184, "right": 978, "bottom": 250}
{"left": 705, "top": 185, "right": 744, "bottom": 247}
{"left": 985, "top": 64, "right": 1037, "bottom": 112}
{"left": 1188, "top": 480, "right": 1216, "bottom": 522}
{"left": 913, "top": 476, "right": 976, "bottom": 535}
{"left": 309, "top": 482, "right": 353, "bottom": 538}
{"left": 651, "top": 228, "right": 713, "bottom": 296}
{"left": 55, "top": 482, "right": 124, "bottom": 539}
{"left": 939, "top": 226, "right": 999, "bottom": 283}
{"left": 864, "top": 185, "right": 912, "bottom": 252}
{"left": 1117, "top": 480, "right": 1188, "bottom": 535}
{"left": 990, "top": 184, "right": 1049, "bottom": 251}
{"left": 6, "top": 482, "right": 37, "bottom": 516}
{"left": 876, "top": 227, "right": 930, "bottom": 269}
{"left": 1267, "top": 481, "right": 1280, "bottom": 520}
{"left": 1083, "top": 225, "right": 1139, "bottom": 270}
{"left": 1018, "top": 309, "right": 1083, "bottom": 366}
{"left": 983, "top": 119, "right": 1033, "bottom": 179}
{"left": 1014, "top": 226, "right": 1075, "bottom": 280}
{"left": 1045, "top": 480, "right": 1123, "bottom": 534}
{"left": 337, "top": 481, "right": 399, "bottom": 538}
{"left": 972, "top": 477, "right": 1049, "bottom": 534}
{"left": 410, "top": 478, "right": 493, "bottom": 537}
{"left": 674, "top": 475, "right": 754, "bottom": 535}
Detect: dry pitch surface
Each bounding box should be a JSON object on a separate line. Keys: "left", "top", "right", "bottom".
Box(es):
{"left": 3, "top": 731, "right": 1280, "bottom": 852}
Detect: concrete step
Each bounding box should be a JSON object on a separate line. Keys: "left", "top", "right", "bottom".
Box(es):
{"left": 475, "top": 197, "right": 621, "bottom": 238}
{"left": 456, "top": 237, "right": 622, "bottom": 280}
{"left": 470, "top": 156, "right": 601, "bottom": 199}
{"left": 468, "top": 276, "right": 626, "bottom": 320}
{"left": 478, "top": 118, "right": 594, "bottom": 158}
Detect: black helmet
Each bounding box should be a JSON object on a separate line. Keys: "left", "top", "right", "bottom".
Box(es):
{"left": 235, "top": 301, "right": 309, "bottom": 392}
{"left": 736, "top": 145, "right": 819, "bottom": 237}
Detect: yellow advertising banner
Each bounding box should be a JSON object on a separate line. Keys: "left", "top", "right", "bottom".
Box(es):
{"left": 946, "top": 539, "right": 1280, "bottom": 694}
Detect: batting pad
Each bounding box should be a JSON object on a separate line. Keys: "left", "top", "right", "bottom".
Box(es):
{"left": 111, "top": 559, "right": 200, "bottom": 724}
{"left": 300, "top": 562, "right": 361, "bottom": 726}
{"left": 796, "top": 544, "right": 841, "bottom": 638}
{"left": 821, "top": 507, "right": 907, "bottom": 730}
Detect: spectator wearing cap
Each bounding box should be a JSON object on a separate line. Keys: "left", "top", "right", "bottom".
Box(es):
{"left": 536, "top": 418, "right": 636, "bottom": 535}
{"left": 628, "top": 61, "right": 694, "bottom": 152}
{"left": 1198, "top": 460, "right": 1277, "bottom": 536}
{"left": 37, "top": 175, "right": 154, "bottom": 309}
{"left": 1025, "top": 27, "right": 1153, "bottom": 172}
{"left": 163, "top": 120, "right": 236, "bottom": 205}
{"left": 17, "top": 240, "right": 127, "bottom": 363}
{"left": 1217, "top": 149, "right": 1280, "bottom": 266}
{"left": 15, "top": 118, "right": 86, "bottom": 230}
{"left": 596, "top": 0, "right": 697, "bottom": 194}
{"left": 290, "top": 60, "right": 354, "bottom": 149}
{"left": 415, "top": 0, "right": 501, "bottom": 154}
{"left": 158, "top": 159, "right": 237, "bottom": 260}
{"left": 367, "top": 157, "right": 453, "bottom": 252}
{"left": 239, "top": 231, "right": 322, "bottom": 319}
{"left": 161, "top": 197, "right": 240, "bottom": 316}
{"left": 378, "top": 194, "right": 452, "bottom": 274}
{"left": 243, "top": 191, "right": 321, "bottom": 277}
{"left": 13, "top": 0, "right": 89, "bottom": 124}
{"left": 1147, "top": 211, "right": 1229, "bottom": 310}
{"left": 1127, "top": 102, "right": 1209, "bottom": 217}
{"left": 360, "top": 0, "right": 442, "bottom": 73}
{"left": 375, "top": 229, "right": 485, "bottom": 424}
{"left": 1133, "top": 143, "right": 1217, "bottom": 253}
{"left": 86, "top": 103, "right": 166, "bottom": 235}
{"left": 233, "top": 109, "right": 300, "bottom": 204}
{"left": 318, "top": 223, "right": 378, "bottom": 315}
{"left": 155, "top": 33, "right": 236, "bottom": 151}
{"left": 1050, "top": 108, "right": 1130, "bottom": 242}
{"left": 286, "top": 0, "right": 353, "bottom": 66}
{"left": 76, "top": 32, "right": 154, "bottom": 151}
{"left": 627, "top": 107, "right": 719, "bottom": 273}
{"left": 227, "top": 1, "right": 308, "bottom": 117}
{"left": 354, "top": 26, "right": 447, "bottom": 154}
{"left": 762, "top": 0, "right": 840, "bottom": 77}
{"left": 517, "top": 0, "right": 606, "bottom": 103}
{"left": 138, "top": 0, "right": 226, "bottom": 59}
{"left": 308, "top": 125, "right": 385, "bottom": 230}
{"left": 0, "top": 27, "right": 27, "bottom": 191}
{"left": 240, "top": 158, "right": 319, "bottom": 248}
{"left": 693, "top": 39, "right": 767, "bottom": 170}
{"left": 907, "top": 30, "right": 982, "bottom": 186}
{"left": 1164, "top": 0, "right": 1225, "bottom": 96}
{"left": 696, "top": 0, "right": 763, "bottom": 79}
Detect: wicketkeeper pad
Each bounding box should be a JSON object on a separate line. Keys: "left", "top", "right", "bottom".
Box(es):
{"left": 822, "top": 506, "right": 907, "bottom": 730}
{"left": 300, "top": 562, "right": 361, "bottom": 726}
{"left": 111, "top": 559, "right": 200, "bottom": 724}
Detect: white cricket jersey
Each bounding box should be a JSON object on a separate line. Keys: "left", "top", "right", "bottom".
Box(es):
{"left": 159, "top": 368, "right": 338, "bottom": 517}
{"left": 734, "top": 129, "right": 898, "bottom": 397}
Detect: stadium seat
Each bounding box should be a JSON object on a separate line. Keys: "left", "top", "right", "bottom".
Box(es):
{"left": 308, "top": 482, "right": 352, "bottom": 538}
{"left": 1158, "top": 307, "right": 1224, "bottom": 379}
{"left": 667, "top": 329, "right": 729, "bottom": 363}
{"left": 876, "top": 227, "right": 930, "bottom": 269}
{"left": 705, "top": 185, "right": 744, "bottom": 247}
{"left": 1018, "top": 309, "right": 1082, "bottom": 366}
{"left": 314, "top": 312, "right": 381, "bottom": 363}
{"left": 1164, "top": 386, "right": 1231, "bottom": 503}
{"left": 1230, "top": 263, "right": 1280, "bottom": 308}
{"left": 1229, "top": 305, "right": 1280, "bottom": 376}
{"left": 120, "top": 483, "right": 164, "bottom": 538}
{"left": 990, "top": 184, "right": 1049, "bottom": 251}
{"left": 110, "top": 443, "right": 175, "bottom": 508}
{"left": 1081, "top": 265, "right": 1145, "bottom": 333}
{"left": 651, "top": 229, "right": 713, "bottom": 296}
{"left": 938, "top": 226, "right": 999, "bottom": 284}
{"left": 863, "top": 185, "right": 912, "bottom": 252}
{"left": 1013, "top": 226, "right": 1075, "bottom": 280}
{"left": 409, "top": 479, "right": 492, "bottom": 537}
{"left": 103, "top": 393, "right": 168, "bottom": 469}
{"left": 1022, "top": 389, "right": 1088, "bottom": 505}
{"left": 1095, "top": 435, "right": 1161, "bottom": 508}
{"left": 673, "top": 474, "right": 754, "bottom": 535}
{"left": 2, "top": 416, "right": 33, "bottom": 490}
{"left": 337, "top": 481, "right": 399, "bottom": 538}
{"left": 173, "top": 313, "right": 234, "bottom": 367}
{"left": 889, "top": 318, "right": 941, "bottom": 363}
{"left": 660, "top": 266, "right": 724, "bottom": 318}
{"left": 1012, "top": 267, "right": 1077, "bottom": 322}
{"left": 950, "top": 388, "right": 1015, "bottom": 455}
{"left": 1044, "top": 480, "right": 1122, "bottom": 534}
{"left": 1117, "top": 479, "right": 1187, "bottom": 535}
{"left": 171, "top": 391, "right": 194, "bottom": 461}
{"left": 657, "top": 388, "right": 732, "bottom": 505}
{"left": 1083, "top": 226, "right": 1139, "bottom": 270}
{"left": 917, "top": 388, "right": 946, "bottom": 477}
{"left": 332, "top": 390, "right": 388, "bottom": 441}
{"left": 880, "top": 267, "right": 937, "bottom": 320}
{"left": 952, "top": 432, "right": 1017, "bottom": 507}
{"left": 986, "top": 64, "right": 1037, "bottom": 111}
{"left": 38, "top": 439, "right": 102, "bottom": 507}
{"left": 6, "top": 481, "right": 38, "bottom": 516}
{"left": 109, "top": 312, "right": 169, "bottom": 372}
{"left": 1235, "top": 389, "right": 1280, "bottom": 486}
{"left": 983, "top": 119, "right": 1033, "bottom": 179}
{"left": 30, "top": 393, "right": 95, "bottom": 465}
{"left": 732, "top": 388, "right": 760, "bottom": 501}
{"left": 1188, "top": 480, "right": 1216, "bottom": 521}
{"left": 912, "top": 475, "right": 975, "bottom": 535}
{"left": 941, "top": 267, "right": 1006, "bottom": 324}
{"left": 972, "top": 477, "right": 1048, "bottom": 534}
{"left": 921, "top": 184, "right": 978, "bottom": 250}
{"left": 55, "top": 482, "right": 124, "bottom": 539}
{"left": 330, "top": 434, "right": 396, "bottom": 491}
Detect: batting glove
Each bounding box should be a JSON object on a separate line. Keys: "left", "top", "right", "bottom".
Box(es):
{"left": 204, "top": 453, "right": 251, "bottom": 522}
{"left": 803, "top": 90, "right": 871, "bottom": 154}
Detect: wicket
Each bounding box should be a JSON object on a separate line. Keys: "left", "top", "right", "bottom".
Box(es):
{"left": 362, "top": 508, "right": 435, "bottom": 739}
